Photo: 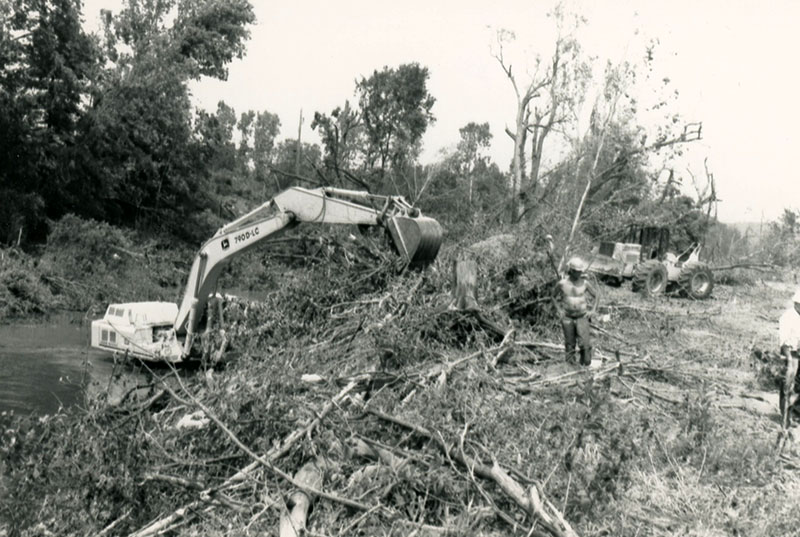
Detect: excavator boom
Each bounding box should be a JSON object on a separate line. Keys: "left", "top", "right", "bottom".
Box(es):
{"left": 91, "top": 186, "right": 442, "bottom": 362}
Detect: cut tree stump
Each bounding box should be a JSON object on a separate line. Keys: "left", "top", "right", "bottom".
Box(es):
{"left": 445, "top": 256, "right": 507, "bottom": 342}
{"left": 450, "top": 257, "right": 479, "bottom": 311}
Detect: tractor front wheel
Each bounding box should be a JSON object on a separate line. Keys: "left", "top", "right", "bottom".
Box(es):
{"left": 678, "top": 263, "right": 714, "bottom": 299}
{"left": 632, "top": 260, "right": 668, "bottom": 296}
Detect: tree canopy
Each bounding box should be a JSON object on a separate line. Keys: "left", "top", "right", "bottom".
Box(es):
{"left": 312, "top": 63, "right": 436, "bottom": 194}
{"left": 0, "top": 0, "right": 257, "bottom": 243}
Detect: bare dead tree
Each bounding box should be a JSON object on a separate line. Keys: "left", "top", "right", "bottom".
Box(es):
{"left": 493, "top": 13, "right": 588, "bottom": 222}
{"left": 494, "top": 29, "right": 549, "bottom": 220}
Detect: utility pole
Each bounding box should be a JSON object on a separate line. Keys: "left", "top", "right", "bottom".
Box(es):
{"left": 295, "top": 109, "right": 303, "bottom": 176}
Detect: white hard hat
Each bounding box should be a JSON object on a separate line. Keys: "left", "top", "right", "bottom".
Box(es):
{"left": 567, "top": 256, "right": 588, "bottom": 272}
{"left": 792, "top": 289, "right": 800, "bottom": 303}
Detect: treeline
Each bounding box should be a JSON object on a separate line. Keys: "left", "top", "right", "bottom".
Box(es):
{"left": 2, "top": 0, "right": 734, "bottom": 257}
{"left": 709, "top": 209, "right": 800, "bottom": 268}
{"left": 1, "top": 0, "right": 258, "bottom": 243}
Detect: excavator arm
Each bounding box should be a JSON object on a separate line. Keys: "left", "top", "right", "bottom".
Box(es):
{"left": 173, "top": 186, "right": 442, "bottom": 355}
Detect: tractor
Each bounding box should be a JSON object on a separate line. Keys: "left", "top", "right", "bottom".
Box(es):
{"left": 586, "top": 226, "right": 714, "bottom": 299}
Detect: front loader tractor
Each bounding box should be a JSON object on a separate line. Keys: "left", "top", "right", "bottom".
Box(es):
{"left": 586, "top": 226, "right": 714, "bottom": 299}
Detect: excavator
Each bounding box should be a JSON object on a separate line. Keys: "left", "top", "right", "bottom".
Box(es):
{"left": 90, "top": 186, "right": 443, "bottom": 362}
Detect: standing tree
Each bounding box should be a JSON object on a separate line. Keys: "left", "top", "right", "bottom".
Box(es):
{"left": 236, "top": 110, "right": 256, "bottom": 172}
{"left": 356, "top": 63, "right": 436, "bottom": 181}
{"left": 311, "top": 63, "right": 436, "bottom": 195}
{"left": 0, "top": 0, "right": 100, "bottom": 242}
{"left": 493, "top": 8, "right": 590, "bottom": 221}
{"left": 80, "top": 0, "right": 255, "bottom": 236}
{"left": 311, "top": 101, "right": 364, "bottom": 187}
{"left": 456, "top": 122, "right": 492, "bottom": 208}
{"left": 252, "top": 110, "right": 281, "bottom": 189}
{"left": 193, "top": 100, "right": 239, "bottom": 210}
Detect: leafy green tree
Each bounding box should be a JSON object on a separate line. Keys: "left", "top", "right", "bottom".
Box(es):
{"left": 193, "top": 101, "right": 241, "bottom": 216}
{"left": 356, "top": 63, "right": 436, "bottom": 180}
{"left": 78, "top": 56, "right": 198, "bottom": 227}
{"left": 103, "top": 0, "right": 253, "bottom": 79}
{"left": 170, "top": 0, "right": 255, "bottom": 80}
{"left": 0, "top": 0, "right": 100, "bottom": 242}
{"left": 195, "top": 101, "right": 236, "bottom": 170}
{"left": 311, "top": 100, "right": 364, "bottom": 186}
{"left": 78, "top": 0, "right": 255, "bottom": 237}
{"left": 761, "top": 209, "right": 800, "bottom": 266}
{"left": 236, "top": 110, "right": 255, "bottom": 171}
{"left": 252, "top": 110, "right": 281, "bottom": 186}
{"left": 456, "top": 122, "right": 492, "bottom": 207}
{"left": 423, "top": 136, "right": 506, "bottom": 225}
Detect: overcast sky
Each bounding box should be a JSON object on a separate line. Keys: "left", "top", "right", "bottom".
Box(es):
{"left": 82, "top": 0, "right": 800, "bottom": 224}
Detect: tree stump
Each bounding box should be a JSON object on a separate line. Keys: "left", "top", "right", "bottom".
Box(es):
{"left": 444, "top": 256, "right": 507, "bottom": 343}
{"left": 449, "top": 257, "right": 479, "bottom": 311}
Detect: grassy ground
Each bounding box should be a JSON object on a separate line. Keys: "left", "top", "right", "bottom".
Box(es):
{"left": 578, "top": 280, "right": 800, "bottom": 536}
{"left": 2, "top": 228, "right": 800, "bottom": 536}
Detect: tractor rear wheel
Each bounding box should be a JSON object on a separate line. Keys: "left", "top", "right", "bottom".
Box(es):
{"left": 678, "top": 263, "right": 714, "bottom": 299}
{"left": 632, "top": 260, "right": 668, "bottom": 296}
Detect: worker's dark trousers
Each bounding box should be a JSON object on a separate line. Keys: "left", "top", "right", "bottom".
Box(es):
{"left": 562, "top": 315, "right": 592, "bottom": 365}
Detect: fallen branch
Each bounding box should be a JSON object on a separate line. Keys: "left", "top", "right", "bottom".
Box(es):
{"left": 165, "top": 376, "right": 375, "bottom": 511}
{"left": 516, "top": 339, "right": 637, "bottom": 361}
{"left": 280, "top": 458, "right": 325, "bottom": 537}
{"left": 97, "top": 509, "right": 132, "bottom": 537}
{"left": 363, "top": 406, "right": 579, "bottom": 537}
{"left": 143, "top": 473, "right": 205, "bottom": 490}
{"left": 710, "top": 263, "right": 775, "bottom": 272}
{"left": 590, "top": 323, "right": 631, "bottom": 346}
{"left": 128, "top": 380, "right": 360, "bottom": 537}
{"left": 131, "top": 374, "right": 457, "bottom": 537}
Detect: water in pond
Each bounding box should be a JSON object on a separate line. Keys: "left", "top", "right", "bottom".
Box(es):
{"left": 0, "top": 313, "right": 130, "bottom": 415}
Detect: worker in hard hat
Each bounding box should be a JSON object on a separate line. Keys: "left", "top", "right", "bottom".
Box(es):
{"left": 779, "top": 288, "right": 800, "bottom": 429}
{"left": 555, "top": 256, "right": 597, "bottom": 366}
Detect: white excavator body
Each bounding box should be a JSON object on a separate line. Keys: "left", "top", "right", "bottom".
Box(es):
{"left": 91, "top": 302, "right": 183, "bottom": 362}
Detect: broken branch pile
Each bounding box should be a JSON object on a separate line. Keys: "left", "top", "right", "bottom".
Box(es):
{"left": 6, "top": 234, "right": 797, "bottom": 536}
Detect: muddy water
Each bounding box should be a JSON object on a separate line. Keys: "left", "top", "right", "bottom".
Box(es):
{"left": 0, "top": 313, "right": 132, "bottom": 415}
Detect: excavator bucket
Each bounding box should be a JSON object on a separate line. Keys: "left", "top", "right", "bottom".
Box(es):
{"left": 386, "top": 215, "right": 443, "bottom": 268}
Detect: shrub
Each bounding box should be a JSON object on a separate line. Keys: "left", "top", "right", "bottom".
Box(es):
{"left": 39, "top": 215, "right": 188, "bottom": 311}
{"left": 0, "top": 248, "right": 56, "bottom": 320}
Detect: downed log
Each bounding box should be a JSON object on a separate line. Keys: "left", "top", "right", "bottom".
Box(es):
{"left": 349, "top": 437, "right": 412, "bottom": 475}
{"left": 279, "top": 458, "right": 325, "bottom": 537}
{"left": 710, "top": 262, "right": 775, "bottom": 272}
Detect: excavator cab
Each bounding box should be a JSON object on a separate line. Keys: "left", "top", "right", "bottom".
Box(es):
{"left": 386, "top": 214, "right": 443, "bottom": 268}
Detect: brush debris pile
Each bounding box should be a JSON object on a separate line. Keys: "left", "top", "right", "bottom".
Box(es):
{"left": 3, "top": 235, "right": 800, "bottom": 537}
